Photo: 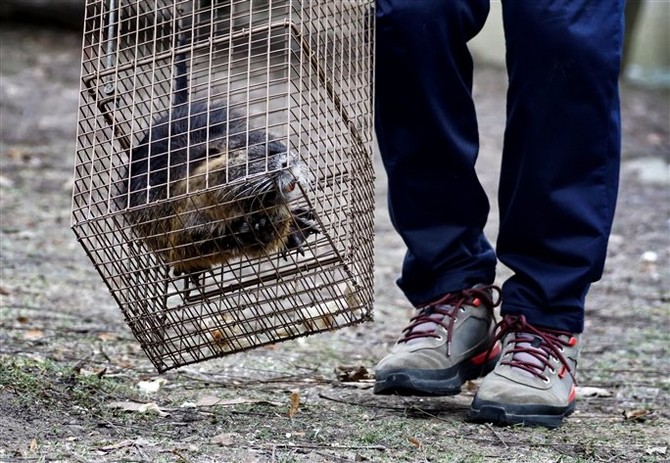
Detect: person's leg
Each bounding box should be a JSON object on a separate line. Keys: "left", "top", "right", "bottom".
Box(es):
{"left": 470, "top": 0, "right": 625, "bottom": 427}
{"left": 375, "top": 0, "right": 495, "bottom": 306}
{"left": 374, "top": 0, "right": 498, "bottom": 396}
{"left": 497, "top": 1, "right": 624, "bottom": 332}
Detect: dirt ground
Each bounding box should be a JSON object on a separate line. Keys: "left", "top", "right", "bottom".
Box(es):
{"left": 1, "top": 23, "right": 669, "bottom": 463}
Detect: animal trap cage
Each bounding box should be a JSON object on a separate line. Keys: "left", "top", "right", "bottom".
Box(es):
{"left": 71, "top": 0, "right": 375, "bottom": 372}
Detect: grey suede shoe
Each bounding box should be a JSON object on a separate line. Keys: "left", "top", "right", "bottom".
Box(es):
{"left": 468, "top": 314, "right": 580, "bottom": 428}
{"left": 373, "top": 285, "right": 501, "bottom": 396}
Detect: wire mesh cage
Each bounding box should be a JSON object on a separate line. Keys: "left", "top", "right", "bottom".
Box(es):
{"left": 71, "top": 0, "right": 375, "bottom": 372}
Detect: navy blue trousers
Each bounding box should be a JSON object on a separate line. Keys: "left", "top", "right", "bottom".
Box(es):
{"left": 375, "top": 0, "right": 625, "bottom": 332}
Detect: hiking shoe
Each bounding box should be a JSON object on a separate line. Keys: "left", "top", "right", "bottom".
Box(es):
{"left": 468, "top": 314, "right": 580, "bottom": 428}
{"left": 373, "top": 285, "right": 502, "bottom": 396}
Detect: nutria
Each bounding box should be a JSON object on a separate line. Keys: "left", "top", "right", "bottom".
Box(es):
{"left": 119, "top": 23, "right": 318, "bottom": 282}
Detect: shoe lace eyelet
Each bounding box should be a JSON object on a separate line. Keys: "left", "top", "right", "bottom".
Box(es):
{"left": 548, "top": 367, "right": 556, "bottom": 375}
{"left": 459, "top": 307, "right": 466, "bottom": 313}
{"left": 542, "top": 376, "right": 551, "bottom": 384}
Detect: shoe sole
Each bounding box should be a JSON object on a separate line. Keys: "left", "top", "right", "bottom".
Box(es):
{"left": 373, "top": 344, "right": 501, "bottom": 396}
{"left": 468, "top": 398, "right": 576, "bottom": 429}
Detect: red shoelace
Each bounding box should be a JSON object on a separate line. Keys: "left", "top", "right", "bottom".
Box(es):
{"left": 492, "top": 314, "right": 578, "bottom": 383}
{"left": 399, "top": 285, "right": 502, "bottom": 356}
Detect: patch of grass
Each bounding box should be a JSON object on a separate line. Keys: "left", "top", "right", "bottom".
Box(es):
{"left": 0, "top": 355, "right": 137, "bottom": 414}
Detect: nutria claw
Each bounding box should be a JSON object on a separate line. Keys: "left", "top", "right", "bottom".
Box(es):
{"left": 282, "top": 208, "right": 320, "bottom": 258}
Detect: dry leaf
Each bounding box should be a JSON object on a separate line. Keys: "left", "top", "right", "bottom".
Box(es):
{"left": 97, "top": 332, "right": 117, "bottom": 341}
{"left": 29, "top": 439, "right": 38, "bottom": 452}
{"left": 623, "top": 408, "right": 655, "bottom": 421}
{"left": 78, "top": 368, "right": 104, "bottom": 378}
{"left": 136, "top": 403, "right": 168, "bottom": 417}
{"left": 575, "top": 386, "right": 613, "bottom": 398}
{"left": 137, "top": 378, "right": 166, "bottom": 394}
{"left": 211, "top": 329, "right": 229, "bottom": 347}
{"left": 336, "top": 365, "right": 372, "bottom": 382}
{"left": 300, "top": 306, "right": 336, "bottom": 331}
{"left": 23, "top": 329, "right": 44, "bottom": 340}
{"left": 196, "top": 397, "right": 247, "bottom": 407}
{"left": 0, "top": 287, "right": 11, "bottom": 296}
{"left": 320, "top": 313, "right": 336, "bottom": 329}
{"left": 645, "top": 447, "right": 667, "bottom": 456}
{"left": 17, "top": 315, "right": 29, "bottom": 324}
{"left": 288, "top": 390, "right": 300, "bottom": 418}
{"left": 108, "top": 401, "right": 169, "bottom": 417}
{"left": 194, "top": 396, "right": 232, "bottom": 407}
{"left": 344, "top": 283, "right": 361, "bottom": 309}
{"left": 408, "top": 436, "right": 422, "bottom": 449}
{"left": 138, "top": 403, "right": 168, "bottom": 416}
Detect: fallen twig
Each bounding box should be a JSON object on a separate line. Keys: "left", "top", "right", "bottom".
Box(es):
{"left": 485, "top": 423, "right": 509, "bottom": 449}
{"left": 260, "top": 443, "right": 386, "bottom": 452}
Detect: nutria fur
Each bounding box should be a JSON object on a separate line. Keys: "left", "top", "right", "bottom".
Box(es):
{"left": 120, "top": 98, "right": 318, "bottom": 278}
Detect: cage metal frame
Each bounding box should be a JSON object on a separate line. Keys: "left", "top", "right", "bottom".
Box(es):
{"left": 71, "top": 0, "right": 375, "bottom": 372}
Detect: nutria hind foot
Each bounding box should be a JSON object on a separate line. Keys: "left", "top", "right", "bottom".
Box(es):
{"left": 174, "top": 267, "right": 208, "bottom": 297}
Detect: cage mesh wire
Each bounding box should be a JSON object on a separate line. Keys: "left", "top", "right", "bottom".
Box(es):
{"left": 71, "top": 0, "right": 375, "bottom": 372}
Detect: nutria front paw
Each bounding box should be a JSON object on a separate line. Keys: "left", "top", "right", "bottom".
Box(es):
{"left": 282, "top": 208, "right": 320, "bottom": 258}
